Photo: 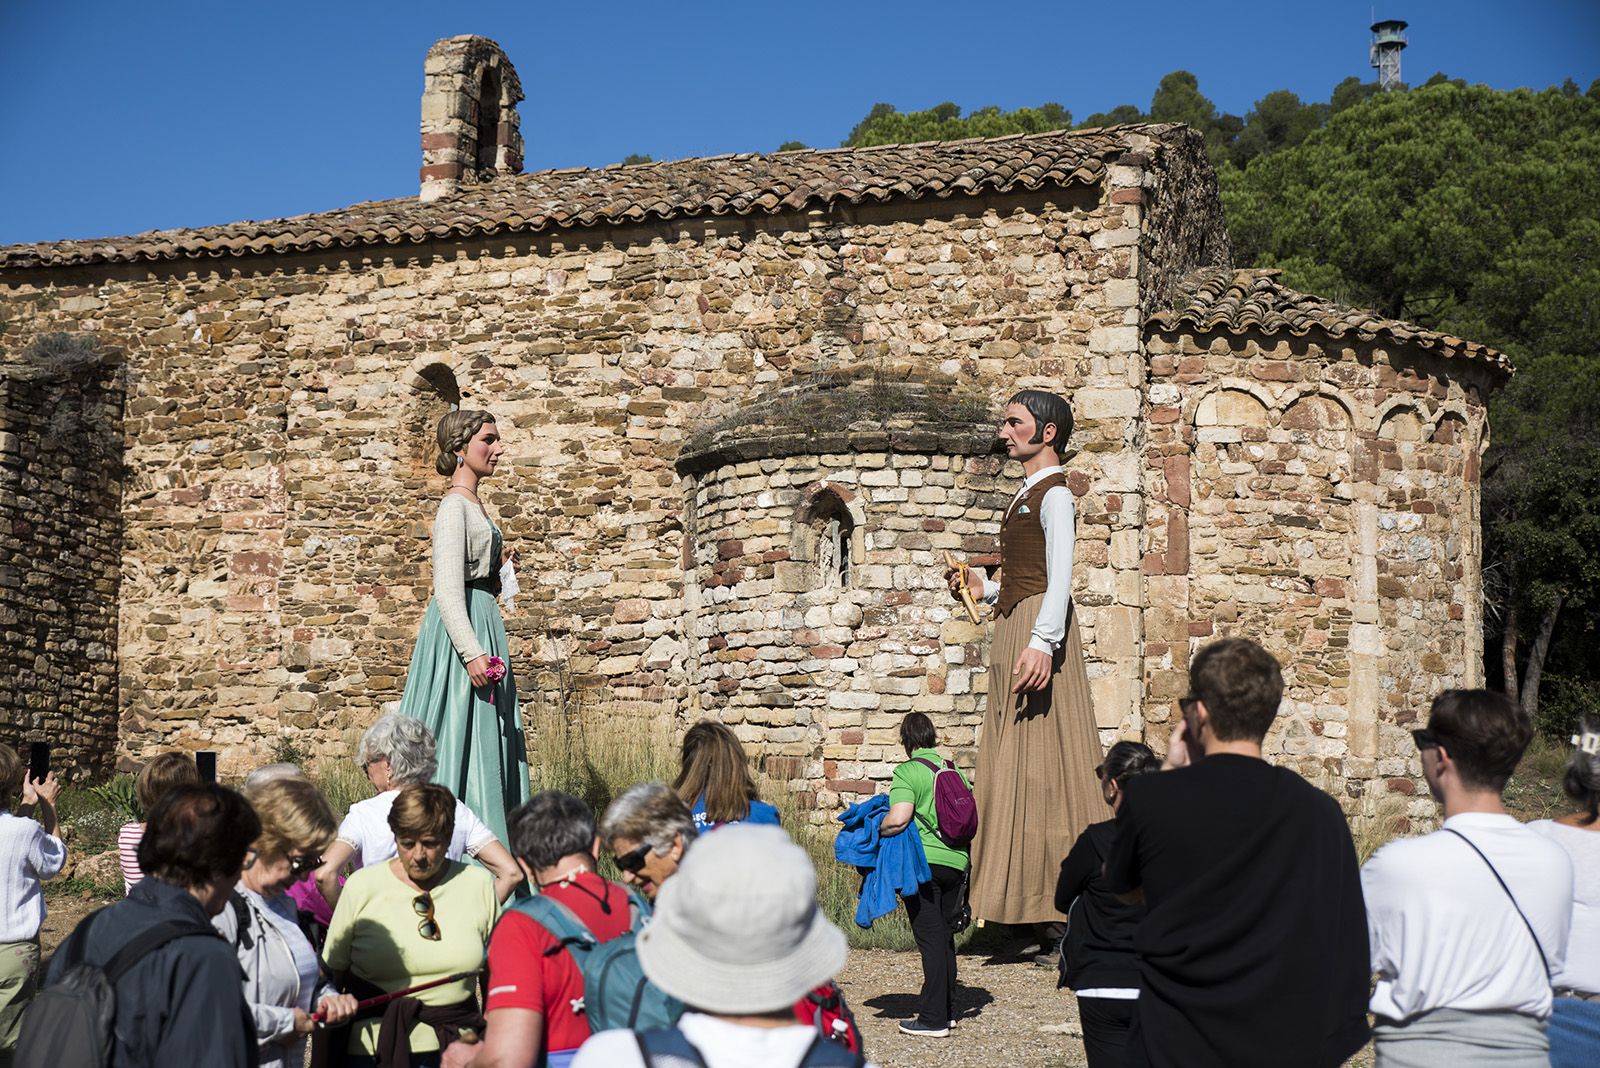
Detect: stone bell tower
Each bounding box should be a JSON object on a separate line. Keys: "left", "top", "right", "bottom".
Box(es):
{"left": 419, "top": 35, "right": 525, "bottom": 202}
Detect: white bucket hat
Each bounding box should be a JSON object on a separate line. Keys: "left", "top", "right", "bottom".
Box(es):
{"left": 636, "top": 824, "right": 848, "bottom": 1014}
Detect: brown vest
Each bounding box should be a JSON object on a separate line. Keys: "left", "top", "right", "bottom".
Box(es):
{"left": 996, "top": 471, "right": 1068, "bottom": 618}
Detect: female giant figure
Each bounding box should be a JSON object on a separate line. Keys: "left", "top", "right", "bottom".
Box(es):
{"left": 398, "top": 409, "right": 529, "bottom": 845}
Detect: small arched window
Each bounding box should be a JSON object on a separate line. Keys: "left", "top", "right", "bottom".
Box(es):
{"left": 809, "top": 491, "right": 854, "bottom": 590}
{"left": 476, "top": 67, "right": 502, "bottom": 173}
{"left": 404, "top": 361, "right": 462, "bottom": 477}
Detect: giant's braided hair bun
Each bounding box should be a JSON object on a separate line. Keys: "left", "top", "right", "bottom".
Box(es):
{"left": 434, "top": 409, "right": 496, "bottom": 477}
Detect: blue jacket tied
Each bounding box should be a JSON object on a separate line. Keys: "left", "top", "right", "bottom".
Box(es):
{"left": 833, "top": 793, "right": 932, "bottom": 928}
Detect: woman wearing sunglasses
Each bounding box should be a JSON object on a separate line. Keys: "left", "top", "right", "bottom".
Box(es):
{"left": 323, "top": 784, "right": 498, "bottom": 1067}
{"left": 214, "top": 775, "right": 358, "bottom": 1068}
{"left": 600, "top": 781, "right": 698, "bottom": 899}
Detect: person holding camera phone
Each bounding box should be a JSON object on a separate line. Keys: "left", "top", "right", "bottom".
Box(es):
{"left": 1101, "top": 639, "right": 1370, "bottom": 1068}
{"left": 0, "top": 743, "right": 64, "bottom": 1061}
{"left": 879, "top": 713, "right": 973, "bottom": 1040}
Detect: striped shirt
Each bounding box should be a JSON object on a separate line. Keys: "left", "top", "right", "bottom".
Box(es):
{"left": 118, "top": 822, "right": 146, "bottom": 894}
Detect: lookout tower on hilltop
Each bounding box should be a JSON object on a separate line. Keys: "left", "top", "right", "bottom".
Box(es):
{"left": 1370, "top": 18, "right": 1409, "bottom": 90}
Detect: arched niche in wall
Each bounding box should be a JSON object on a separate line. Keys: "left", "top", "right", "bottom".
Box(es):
{"left": 1194, "top": 387, "right": 1272, "bottom": 430}
{"left": 1430, "top": 411, "right": 1469, "bottom": 446}
{"left": 791, "top": 484, "right": 866, "bottom": 592}
{"left": 1377, "top": 405, "right": 1426, "bottom": 441}
{"left": 1280, "top": 392, "right": 1354, "bottom": 444}
{"left": 402, "top": 359, "right": 464, "bottom": 477}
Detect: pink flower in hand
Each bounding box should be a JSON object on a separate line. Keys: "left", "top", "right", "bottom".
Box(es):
{"left": 484, "top": 656, "right": 507, "bottom": 684}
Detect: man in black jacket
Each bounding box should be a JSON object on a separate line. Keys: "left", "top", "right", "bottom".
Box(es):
{"left": 1103, "top": 639, "right": 1370, "bottom": 1068}
{"left": 45, "top": 784, "right": 260, "bottom": 1068}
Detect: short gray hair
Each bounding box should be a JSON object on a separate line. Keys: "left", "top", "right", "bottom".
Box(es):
{"left": 602, "top": 781, "right": 697, "bottom": 857}
{"left": 355, "top": 714, "right": 437, "bottom": 786}
{"left": 243, "top": 763, "right": 304, "bottom": 791}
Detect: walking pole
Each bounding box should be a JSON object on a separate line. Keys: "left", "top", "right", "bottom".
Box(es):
{"left": 311, "top": 968, "right": 483, "bottom": 1028}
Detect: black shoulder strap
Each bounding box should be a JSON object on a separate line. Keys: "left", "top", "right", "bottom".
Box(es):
{"left": 228, "top": 891, "right": 254, "bottom": 950}
{"left": 101, "top": 920, "right": 221, "bottom": 985}
{"left": 798, "top": 1032, "right": 867, "bottom": 1068}
{"left": 1444, "top": 828, "right": 1551, "bottom": 979}
{"left": 635, "top": 1027, "right": 711, "bottom": 1068}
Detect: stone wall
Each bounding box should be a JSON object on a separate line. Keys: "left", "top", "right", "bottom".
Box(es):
{"left": 0, "top": 332, "right": 123, "bottom": 775}
{"left": 1140, "top": 327, "right": 1495, "bottom": 817}
{"left": 0, "top": 169, "right": 1156, "bottom": 777}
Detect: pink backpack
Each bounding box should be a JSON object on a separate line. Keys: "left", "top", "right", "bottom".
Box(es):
{"left": 913, "top": 757, "right": 978, "bottom": 847}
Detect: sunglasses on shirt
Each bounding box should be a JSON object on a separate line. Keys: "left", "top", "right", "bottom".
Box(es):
{"left": 413, "top": 892, "right": 441, "bottom": 941}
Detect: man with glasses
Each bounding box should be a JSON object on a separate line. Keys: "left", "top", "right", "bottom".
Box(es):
{"left": 1101, "top": 638, "right": 1370, "bottom": 1068}
{"left": 444, "top": 791, "right": 637, "bottom": 1068}
{"left": 1362, "top": 690, "right": 1574, "bottom": 1066}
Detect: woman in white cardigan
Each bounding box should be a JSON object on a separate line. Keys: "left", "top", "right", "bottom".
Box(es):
{"left": 215, "top": 776, "right": 357, "bottom": 1068}
{"left": 395, "top": 409, "right": 529, "bottom": 848}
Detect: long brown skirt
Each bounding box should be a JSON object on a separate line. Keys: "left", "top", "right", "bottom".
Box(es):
{"left": 970, "top": 592, "right": 1106, "bottom": 924}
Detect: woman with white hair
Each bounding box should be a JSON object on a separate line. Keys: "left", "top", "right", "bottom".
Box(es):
{"left": 314, "top": 714, "right": 522, "bottom": 906}
{"left": 600, "top": 781, "right": 698, "bottom": 900}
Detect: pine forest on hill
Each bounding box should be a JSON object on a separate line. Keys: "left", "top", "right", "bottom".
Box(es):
{"left": 632, "top": 72, "right": 1600, "bottom": 738}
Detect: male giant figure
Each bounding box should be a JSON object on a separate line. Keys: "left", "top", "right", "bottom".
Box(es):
{"left": 949, "top": 389, "right": 1103, "bottom": 929}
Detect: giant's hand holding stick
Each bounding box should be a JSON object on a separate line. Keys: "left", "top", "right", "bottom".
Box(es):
{"left": 943, "top": 550, "right": 982, "bottom": 626}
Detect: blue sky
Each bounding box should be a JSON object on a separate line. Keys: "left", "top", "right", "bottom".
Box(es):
{"left": 1, "top": 0, "right": 1596, "bottom": 246}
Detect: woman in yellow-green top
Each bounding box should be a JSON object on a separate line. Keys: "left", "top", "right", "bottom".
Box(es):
{"left": 880, "top": 712, "right": 972, "bottom": 1039}
{"left": 321, "top": 784, "right": 498, "bottom": 1068}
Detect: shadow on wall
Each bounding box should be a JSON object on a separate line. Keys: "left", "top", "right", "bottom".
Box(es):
{"left": 0, "top": 332, "right": 124, "bottom": 777}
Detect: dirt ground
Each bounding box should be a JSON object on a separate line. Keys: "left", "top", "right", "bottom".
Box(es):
{"left": 838, "top": 943, "right": 1091, "bottom": 1068}
{"left": 839, "top": 943, "right": 1376, "bottom": 1068}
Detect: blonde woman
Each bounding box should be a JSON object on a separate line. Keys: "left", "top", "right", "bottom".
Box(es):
{"left": 397, "top": 409, "right": 529, "bottom": 848}
{"left": 213, "top": 776, "right": 357, "bottom": 1068}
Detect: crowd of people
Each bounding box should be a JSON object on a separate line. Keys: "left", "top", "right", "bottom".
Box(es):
{"left": 0, "top": 636, "right": 1595, "bottom": 1067}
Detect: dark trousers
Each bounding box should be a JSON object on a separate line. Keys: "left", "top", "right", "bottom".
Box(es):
{"left": 1078, "top": 995, "right": 1135, "bottom": 1068}
{"left": 904, "top": 863, "right": 964, "bottom": 1027}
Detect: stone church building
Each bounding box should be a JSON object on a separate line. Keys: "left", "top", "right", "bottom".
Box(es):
{"left": 0, "top": 36, "right": 1507, "bottom": 818}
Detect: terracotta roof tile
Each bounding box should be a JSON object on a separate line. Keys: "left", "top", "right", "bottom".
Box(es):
{"left": 1149, "top": 268, "right": 1512, "bottom": 376}
{"left": 0, "top": 126, "right": 1169, "bottom": 270}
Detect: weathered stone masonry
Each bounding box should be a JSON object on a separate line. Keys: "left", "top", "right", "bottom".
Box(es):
{"left": 0, "top": 333, "right": 123, "bottom": 772}
{"left": 0, "top": 37, "right": 1508, "bottom": 816}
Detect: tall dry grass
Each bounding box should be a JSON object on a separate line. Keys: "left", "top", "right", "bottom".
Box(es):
{"left": 1348, "top": 792, "right": 1416, "bottom": 865}
{"left": 522, "top": 699, "right": 919, "bottom": 950}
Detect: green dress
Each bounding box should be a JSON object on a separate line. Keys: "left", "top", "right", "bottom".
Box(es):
{"left": 398, "top": 495, "right": 529, "bottom": 845}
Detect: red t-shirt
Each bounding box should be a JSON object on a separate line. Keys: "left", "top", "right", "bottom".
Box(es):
{"left": 485, "top": 873, "right": 632, "bottom": 1055}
